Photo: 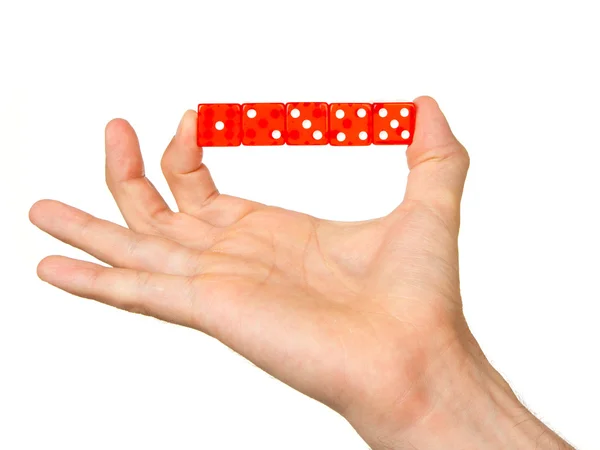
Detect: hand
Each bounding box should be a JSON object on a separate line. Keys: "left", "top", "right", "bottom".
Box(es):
{"left": 30, "top": 97, "right": 571, "bottom": 449}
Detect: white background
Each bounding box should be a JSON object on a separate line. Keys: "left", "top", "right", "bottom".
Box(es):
{"left": 1, "top": 0, "right": 599, "bottom": 448}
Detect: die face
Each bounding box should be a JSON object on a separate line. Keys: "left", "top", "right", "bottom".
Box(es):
{"left": 329, "top": 103, "right": 373, "bottom": 146}
{"left": 241, "top": 103, "right": 286, "bottom": 146}
{"left": 372, "top": 103, "right": 416, "bottom": 145}
{"left": 197, "top": 104, "right": 242, "bottom": 147}
{"left": 285, "top": 102, "right": 329, "bottom": 145}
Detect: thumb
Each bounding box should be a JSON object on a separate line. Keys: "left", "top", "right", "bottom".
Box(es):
{"left": 402, "top": 96, "right": 470, "bottom": 231}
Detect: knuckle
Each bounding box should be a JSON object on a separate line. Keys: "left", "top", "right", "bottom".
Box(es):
{"left": 408, "top": 141, "right": 469, "bottom": 170}
{"left": 124, "top": 302, "right": 151, "bottom": 316}
{"left": 85, "top": 265, "right": 102, "bottom": 288}
{"left": 178, "top": 251, "right": 204, "bottom": 276}
{"left": 439, "top": 142, "right": 469, "bottom": 165}
{"left": 135, "top": 270, "right": 152, "bottom": 289}
{"left": 126, "top": 233, "right": 146, "bottom": 259}
{"left": 148, "top": 205, "right": 172, "bottom": 224}
{"left": 77, "top": 214, "right": 96, "bottom": 239}
{"left": 453, "top": 144, "right": 470, "bottom": 169}
{"left": 160, "top": 151, "right": 172, "bottom": 172}
{"left": 121, "top": 272, "right": 153, "bottom": 315}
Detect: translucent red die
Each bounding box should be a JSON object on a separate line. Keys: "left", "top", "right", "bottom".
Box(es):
{"left": 241, "top": 103, "right": 286, "bottom": 146}
{"left": 329, "top": 103, "right": 373, "bottom": 146}
{"left": 372, "top": 103, "right": 416, "bottom": 145}
{"left": 285, "top": 102, "right": 329, "bottom": 145}
{"left": 197, "top": 103, "right": 242, "bottom": 147}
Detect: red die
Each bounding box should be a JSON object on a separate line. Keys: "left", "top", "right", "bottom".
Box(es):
{"left": 329, "top": 103, "right": 373, "bottom": 146}
{"left": 241, "top": 103, "right": 286, "bottom": 146}
{"left": 285, "top": 102, "right": 329, "bottom": 145}
{"left": 197, "top": 104, "right": 242, "bottom": 147}
{"left": 372, "top": 103, "right": 416, "bottom": 145}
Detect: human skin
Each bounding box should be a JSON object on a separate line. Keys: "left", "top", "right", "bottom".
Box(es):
{"left": 29, "top": 97, "right": 573, "bottom": 449}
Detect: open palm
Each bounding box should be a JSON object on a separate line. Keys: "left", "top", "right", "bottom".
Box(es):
{"left": 30, "top": 97, "right": 472, "bottom": 444}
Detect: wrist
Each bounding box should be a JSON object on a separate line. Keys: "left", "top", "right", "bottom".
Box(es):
{"left": 351, "top": 329, "right": 573, "bottom": 450}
